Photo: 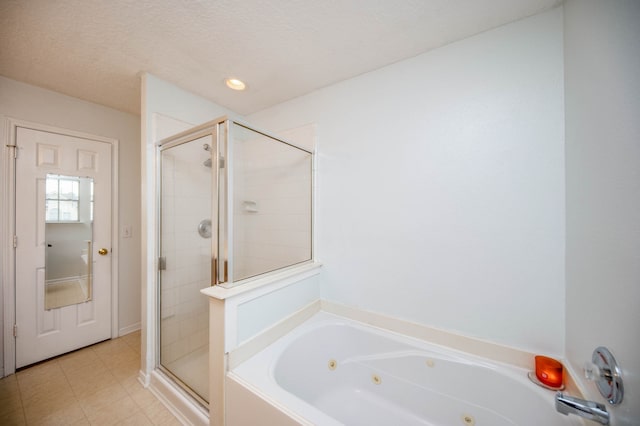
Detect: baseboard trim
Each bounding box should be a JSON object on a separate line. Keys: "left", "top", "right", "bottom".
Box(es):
{"left": 119, "top": 322, "right": 141, "bottom": 336}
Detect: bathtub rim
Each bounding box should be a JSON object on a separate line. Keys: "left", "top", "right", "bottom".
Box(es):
{"left": 228, "top": 299, "right": 583, "bottom": 398}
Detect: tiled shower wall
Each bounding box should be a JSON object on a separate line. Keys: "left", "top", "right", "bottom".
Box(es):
{"left": 160, "top": 140, "right": 211, "bottom": 366}
{"left": 232, "top": 133, "right": 312, "bottom": 281}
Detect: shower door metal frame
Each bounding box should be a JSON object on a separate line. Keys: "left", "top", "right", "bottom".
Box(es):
{"left": 216, "top": 120, "right": 229, "bottom": 285}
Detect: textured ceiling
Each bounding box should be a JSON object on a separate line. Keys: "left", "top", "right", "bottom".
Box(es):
{"left": 0, "top": 0, "right": 562, "bottom": 116}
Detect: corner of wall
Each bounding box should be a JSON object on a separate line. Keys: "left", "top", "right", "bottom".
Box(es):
{"left": 563, "top": 1, "right": 640, "bottom": 423}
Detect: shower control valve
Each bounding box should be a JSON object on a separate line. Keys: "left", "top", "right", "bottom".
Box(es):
{"left": 586, "top": 347, "right": 624, "bottom": 406}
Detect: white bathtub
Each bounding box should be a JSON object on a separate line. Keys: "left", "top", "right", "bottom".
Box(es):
{"left": 231, "top": 312, "right": 583, "bottom": 426}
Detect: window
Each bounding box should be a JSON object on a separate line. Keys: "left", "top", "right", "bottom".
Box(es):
{"left": 45, "top": 175, "right": 80, "bottom": 222}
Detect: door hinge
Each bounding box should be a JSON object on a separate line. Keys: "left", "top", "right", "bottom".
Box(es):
{"left": 158, "top": 256, "right": 166, "bottom": 271}
{"left": 219, "top": 157, "right": 225, "bottom": 168}
{"left": 13, "top": 235, "right": 18, "bottom": 248}
{"left": 13, "top": 324, "right": 18, "bottom": 338}
{"left": 6, "top": 144, "right": 18, "bottom": 159}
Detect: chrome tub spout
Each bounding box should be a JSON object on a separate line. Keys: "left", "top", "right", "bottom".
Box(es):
{"left": 555, "top": 392, "right": 609, "bottom": 425}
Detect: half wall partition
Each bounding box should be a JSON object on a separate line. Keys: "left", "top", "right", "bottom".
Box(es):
{"left": 157, "top": 117, "right": 313, "bottom": 405}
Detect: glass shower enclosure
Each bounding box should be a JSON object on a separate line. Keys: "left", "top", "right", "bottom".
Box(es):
{"left": 157, "top": 117, "right": 313, "bottom": 405}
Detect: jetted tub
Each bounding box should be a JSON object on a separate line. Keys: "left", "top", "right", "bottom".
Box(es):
{"left": 231, "top": 312, "right": 583, "bottom": 426}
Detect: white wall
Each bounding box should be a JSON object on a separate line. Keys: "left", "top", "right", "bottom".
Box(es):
{"left": 564, "top": 1, "right": 640, "bottom": 423}
{"left": 249, "top": 8, "right": 566, "bottom": 355}
{"left": 0, "top": 76, "right": 141, "bottom": 373}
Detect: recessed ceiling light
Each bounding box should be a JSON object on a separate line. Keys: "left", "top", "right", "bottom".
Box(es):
{"left": 225, "top": 78, "right": 246, "bottom": 91}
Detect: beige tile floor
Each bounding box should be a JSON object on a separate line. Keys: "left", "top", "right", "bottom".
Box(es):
{"left": 0, "top": 331, "right": 181, "bottom": 426}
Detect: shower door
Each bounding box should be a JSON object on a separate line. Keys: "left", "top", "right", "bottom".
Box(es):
{"left": 158, "top": 131, "right": 213, "bottom": 403}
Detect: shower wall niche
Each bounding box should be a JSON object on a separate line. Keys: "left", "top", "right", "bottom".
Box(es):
{"left": 157, "top": 117, "right": 313, "bottom": 405}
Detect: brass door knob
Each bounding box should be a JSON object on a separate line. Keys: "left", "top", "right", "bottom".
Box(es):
{"left": 98, "top": 248, "right": 109, "bottom": 256}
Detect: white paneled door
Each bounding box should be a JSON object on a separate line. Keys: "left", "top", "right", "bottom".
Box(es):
{"left": 14, "top": 127, "right": 112, "bottom": 368}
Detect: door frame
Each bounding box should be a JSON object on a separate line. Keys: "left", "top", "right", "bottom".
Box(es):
{"left": 1, "top": 117, "right": 119, "bottom": 376}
